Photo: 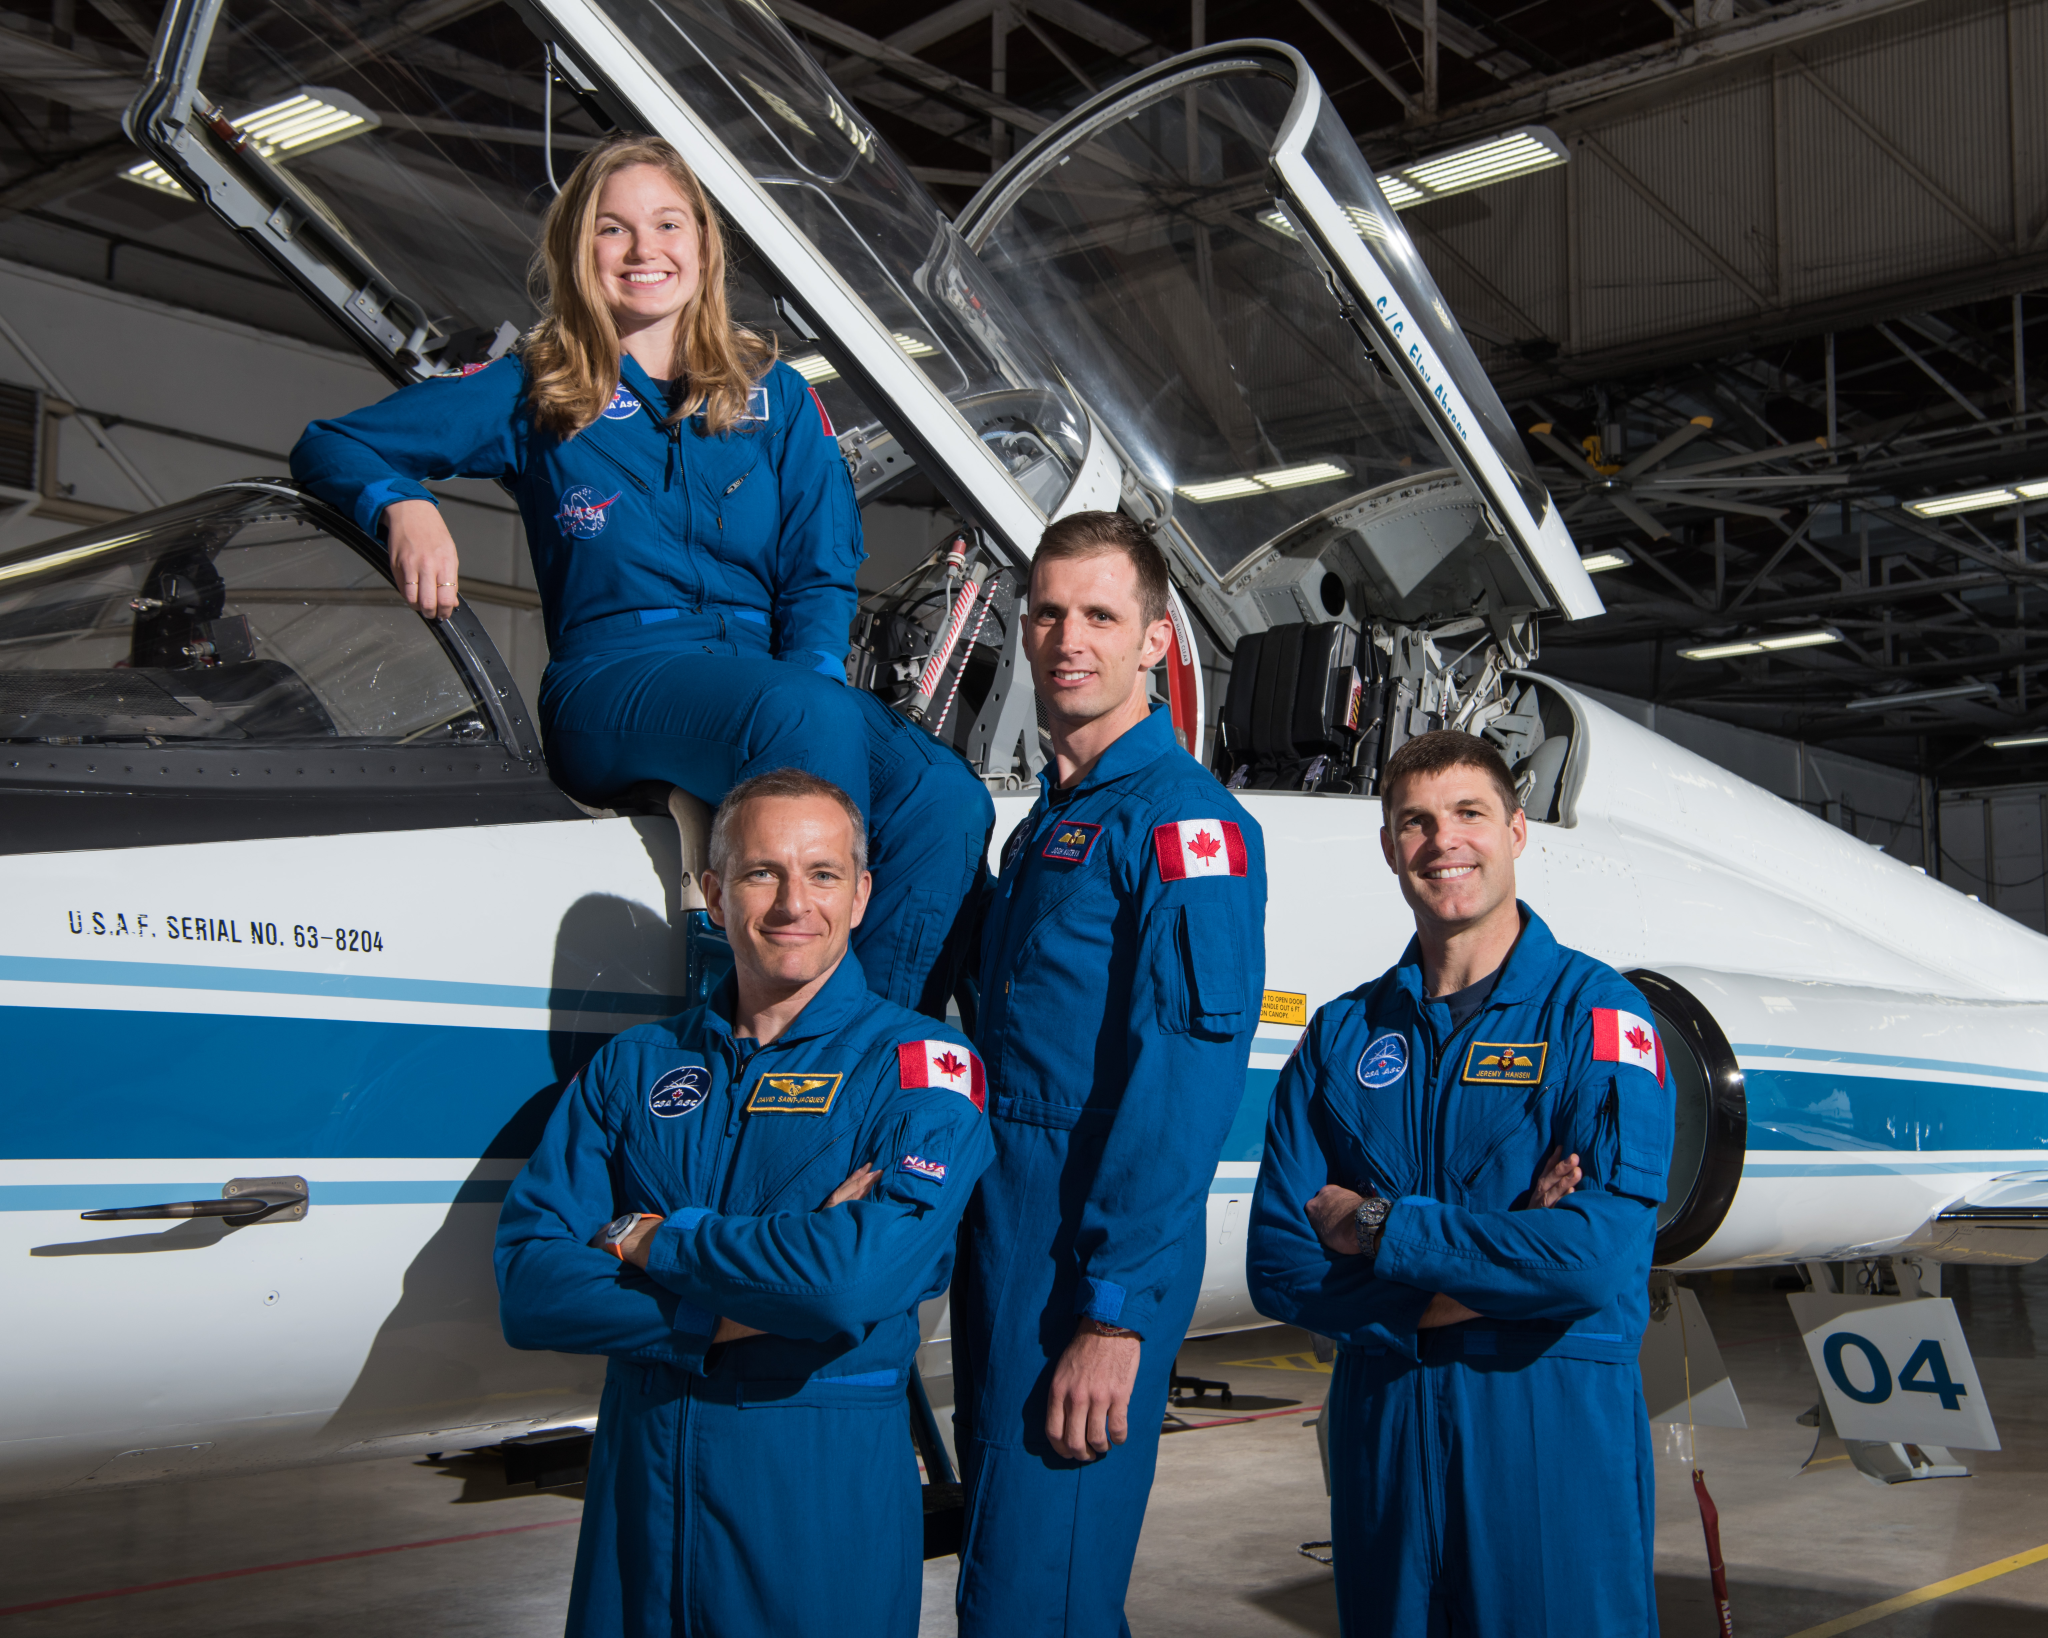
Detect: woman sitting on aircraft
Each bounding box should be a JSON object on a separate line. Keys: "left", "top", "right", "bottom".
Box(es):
{"left": 291, "top": 135, "right": 990, "bottom": 1015}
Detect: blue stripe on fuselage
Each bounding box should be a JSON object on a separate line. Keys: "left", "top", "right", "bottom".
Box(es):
{"left": 0, "top": 1179, "right": 513, "bottom": 1211}
{"left": 1743, "top": 1067, "right": 2048, "bottom": 1153}
{"left": 0, "top": 953, "right": 684, "bottom": 1015}
{"left": 2, "top": 1004, "right": 612, "bottom": 1158}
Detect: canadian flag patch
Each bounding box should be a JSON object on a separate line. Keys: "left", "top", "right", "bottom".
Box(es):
{"left": 1153, "top": 818, "right": 1248, "bottom": 881}
{"left": 898, "top": 1040, "right": 987, "bottom": 1111}
{"left": 1592, "top": 1007, "right": 1665, "bottom": 1080}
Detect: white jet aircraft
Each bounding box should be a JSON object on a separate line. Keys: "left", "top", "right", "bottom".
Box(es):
{"left": 2, "top": 0, "right": 2043, "bottom": 1503}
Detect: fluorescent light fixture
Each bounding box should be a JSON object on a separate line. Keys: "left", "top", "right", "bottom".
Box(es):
{"left": 123, "top": 85, "right": 377, "bottom": 197}
{"left": 1579, "top": 549, "right": 1632, "bottom": 573}
{"left": 237, "top": 90, "right": 375, "bottom": 155}
{"left": 1679, "top": 639, "right": 1769, "bottom": 661}
{"left": 1907, "top": 487, "right": 2019, "bottom": 517}
{"left": 1755, "top": 629, "right": 1843, "bottom": 652}
{"left": 1679, "top": 628, "right": 1842, "bottom": 661}
{"left": 2019, "top": 480, "right": 2048, "bottom": 499}
{"left": 1257, "top": 461, "right": 1349, "bottom": 490}
{"left": 1177, "top": 477, "right": 1266, "bottom": 502}
{"left": 1375, "top": 127, "right": 1567, "bottom": 212}
{"left": 1845, "top": 682, "right": 1997, "bottom": 712}
{"left": 122, "top": 159, "right": 191, "bottom": 198}
{"left": 1176, "top": 461, "right": 1352, "bottom": 502}
{"left": 782, "top": 332, "right": 933, "bottom": 387}
{"left": 1988, "top": 732, "right": 2048, "bottom": 749}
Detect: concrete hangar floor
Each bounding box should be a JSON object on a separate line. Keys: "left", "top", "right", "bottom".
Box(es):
{"left": 4, "top": 1270, "right": 2047, "bottom": 1637}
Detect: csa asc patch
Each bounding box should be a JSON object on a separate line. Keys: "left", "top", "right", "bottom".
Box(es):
{"left": 555, "top": 484, "right": 622, "bottom": 539}
{"left": 1357, "top": 1032, "right": 1408, "bottom": 1089}
{"left": 898, "top": 1040, "right": 987, "bottom": 1111}
{"left": 648, "top": 1065, "right": 711, "bottom": 1118}
{"left": 1461, "top": 1041, "right": 1549, "bottom": 1085}
{"left": 899, "top": 1154, "right": 948, "bottom": 1183}
{"left": 601, "top": 383, "right": 641, "bottom": 420}
{"left": 1154, "top": 818, "right": 1248, "bottom": 881}
{"left": 1042, "top": 820, "right": 1102, "bottom": 864}
{"left": 746, "top": 1071, "right": 844, "bottom": 1115}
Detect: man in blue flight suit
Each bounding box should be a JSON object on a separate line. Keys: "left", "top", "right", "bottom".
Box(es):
{"left": 497, "top": 768, "right": 994, "bottom": 1637}
{"left": 1246, "top": 729, "right": 1675, "bottom": 1637}
{"left": 952, "top": 512, "right": 1267, "bottom": 1637}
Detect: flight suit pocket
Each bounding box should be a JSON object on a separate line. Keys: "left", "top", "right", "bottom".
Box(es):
{"left": 1598, "top": 1073, "right": 1673, "bottom": 1204}
{"left": 1159, "top": 901, "right": 1247, "bottom": 1035}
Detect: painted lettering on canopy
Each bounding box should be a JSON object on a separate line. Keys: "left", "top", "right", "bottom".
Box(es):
{"left": 1371, "top": 295, "right": 1469, "bottom": 444}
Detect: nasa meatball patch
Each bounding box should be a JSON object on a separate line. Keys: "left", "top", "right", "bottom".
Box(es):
{"left": 601, "top": 383, "right": 641, "bottom": 420}
{"left": 648, "top": 1065, "right": 711, "bottom": 1118}
{"left": 555, "top": 484, "right": 622, "bottom": 539}
{"left": 1357, "top": 1032, "right": 1408, "bottom": 1089}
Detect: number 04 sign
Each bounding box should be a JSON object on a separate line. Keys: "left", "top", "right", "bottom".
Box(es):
{"left": 1787, "top": 1293, "right": 2000, "bottom": 1451}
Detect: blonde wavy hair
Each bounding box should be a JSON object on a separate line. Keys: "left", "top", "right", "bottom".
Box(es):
{"left": 521, "top": 136, "right": 775, "bottom": 439}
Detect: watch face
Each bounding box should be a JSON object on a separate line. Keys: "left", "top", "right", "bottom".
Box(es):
{"left": 603, "top": 1211, "right": 641, "bottom": 1243}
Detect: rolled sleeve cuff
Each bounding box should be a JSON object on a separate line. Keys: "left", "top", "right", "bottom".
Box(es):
{"left": 643, "top": 1205, "right": 716, "bottom": 1299}
{"left": 358, "top": 476, "right": 437, "bottom": 537}
{"left": 1075, "top": 1275, "right": 1127, "bottom": 1326}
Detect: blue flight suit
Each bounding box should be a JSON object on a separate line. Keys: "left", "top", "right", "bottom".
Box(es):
{"left": 1245, "top": 906, "right": 1674, "bottom": 1638}
{"left": 496, "top": 951, "right": 995, "bottom": 1638}
{"left": 953, "top": 704, "right": 1267, "bottom": 1638}
{"left": 290, "top": 352, "right": 992, "bottom": 1013}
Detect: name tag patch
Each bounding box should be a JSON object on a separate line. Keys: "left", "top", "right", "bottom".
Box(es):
{"left": 747, "top": 1071, "right": 844, "bottom": 1115}
{"left": 1042, "top": 820, "right": 1102, "bottom": 864}
{"left": 648, "top": 1065, "right": 710, "bottom": 1118}
{"left": 899, "top": 1154, "right": 947, "bottom": 1183}
{"left": 1462, "top": 1041, "right": 1548, "bottom": 1085}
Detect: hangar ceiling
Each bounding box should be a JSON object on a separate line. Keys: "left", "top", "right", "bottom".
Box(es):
{"left": 3, "top": 0, "right": 2047, "bottom": 786}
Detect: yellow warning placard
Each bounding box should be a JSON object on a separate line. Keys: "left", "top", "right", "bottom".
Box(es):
{"left": 1260, "top": 990, "right": 1308, "bottom": 1027}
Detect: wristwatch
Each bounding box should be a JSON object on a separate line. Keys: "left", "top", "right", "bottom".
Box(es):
{"left": 1354, "top": 1194, "right": 1391, "bottom": 1261}
{"left": 594, "top": 1211, "right": 662, "bottom": 1260}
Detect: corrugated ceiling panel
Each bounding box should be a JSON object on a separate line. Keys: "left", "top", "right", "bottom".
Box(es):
{"left": 1400, "top": 0, "right": 2044, "bottom": 373}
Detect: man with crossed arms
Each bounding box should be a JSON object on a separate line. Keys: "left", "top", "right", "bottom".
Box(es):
{"left": 1248, "top": 728, "right": 1674, "bottom": 1637}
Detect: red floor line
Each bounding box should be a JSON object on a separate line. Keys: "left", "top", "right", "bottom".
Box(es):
{"left": 0, "top": 1515, "right": 581, "bottom": 1617}
{"left": 1165, "top": 1402, "right": 1321, "bottom": 1433}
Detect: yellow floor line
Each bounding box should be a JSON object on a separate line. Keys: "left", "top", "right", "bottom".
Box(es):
{"left": 1782, "top": 1540, "right": 2048, "bottom": 1638}
{"left": 1220, "top": 1353, "right": 1333, "bottom": 1373}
